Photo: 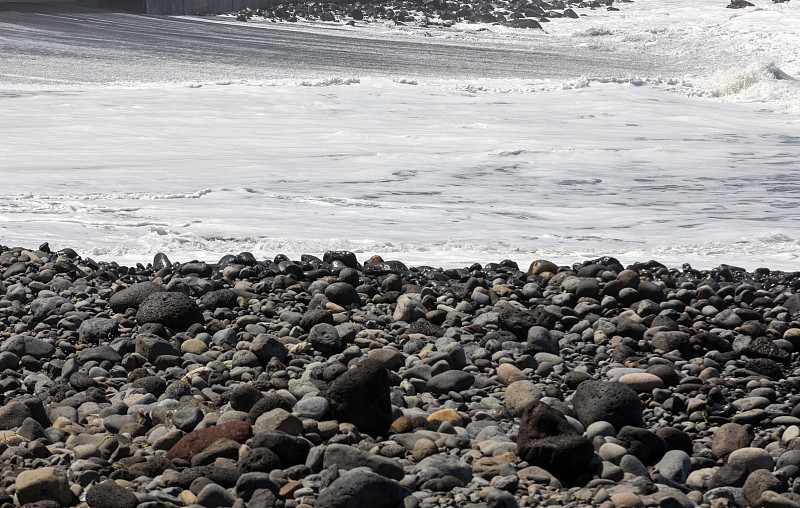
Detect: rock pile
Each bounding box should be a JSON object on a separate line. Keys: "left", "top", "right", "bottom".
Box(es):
{"left": 2, "top": 243, "right": 800, "bottom": 508}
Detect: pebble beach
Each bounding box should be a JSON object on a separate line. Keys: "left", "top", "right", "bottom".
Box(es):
{"left": 2, "top": 244, "right": 800, "bottom": 508}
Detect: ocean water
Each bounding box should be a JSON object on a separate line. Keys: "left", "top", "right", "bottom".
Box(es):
{"left": 1, "top": 0, "right": 799, "bottom": 271}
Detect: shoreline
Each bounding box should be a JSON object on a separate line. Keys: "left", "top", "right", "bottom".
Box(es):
{"left": 2, "top": 243, "right": 800, "bottom": 507}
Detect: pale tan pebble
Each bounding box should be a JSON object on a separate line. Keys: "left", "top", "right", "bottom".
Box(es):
{"left": 181, "top": 490, "right": 197, "bottom": 505}
{"left": 123, "top": 393, "right": 152, "bottom": 406}
{"left": 618, "top": 372, "right": 664, "bottom": 392}
{"left": 594, "top": 330, "right": 609, "bottom": 344}
{"left": 517, "top": 465, "right": 561, "bottom": 488}
{"left": 497, "top": 363, "right": 526, "bottom": 384}
{"left": 181, "top": 338, "right": 208, "bottom": 355}
{"left": 52, "top": 416, "right": 79, "bottom": 430}
{"left": 318, "top": 420, "right": 339, "bottom": 438}
{"left": 412, "top": 438, "right": 437, "bottom": 461}
{"left": 784, "top": 328, "right": 800, "bottom": 342}
{"left": 325, "top": 302, "right": 346, "bottom": 313}
{"left": 783, "top": 425, "right": 800, "bottom": 443}
{"left": 728, "top": 447, "right": 775, "bottom": 470}
{"left": 686, "top": 468, "right": 716, "bottom": 490}
{"left": 400, "top": 379, "right": 416, "bottom": 395}
{"left": 610, "top": 491, "right": 643, "bottom": 508}
{"left": 758, "top": 490, "right": 800, "bottom": 508}
{"left": 500, "top": 451, "right": 518, "bottom": 463}
{"left": 698, "top": 366, "right": 721, "bottom": 381}
{"left": 687, "top": 491, "right": 704, "bottom": 504}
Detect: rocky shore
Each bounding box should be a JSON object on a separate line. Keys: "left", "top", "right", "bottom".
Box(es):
{"left": 2, "top": 243, "right": 800, "bottom": 508}
{"left": 222, "top": 0, "right": 790, "bottom": 28}
{"left": 227, "top": 0, "right": 628, "bottom": 30}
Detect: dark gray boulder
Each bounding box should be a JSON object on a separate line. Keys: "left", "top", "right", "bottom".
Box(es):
{"left": 323, "top": 251, "right": 359, "bottom": 268}
{"left": 250, "top": 334, "right": 288, "bottom": 364}
{"left": 200, "top": 289, "right": 239, "bottom": 310}
{"left": 134, "top": 333, "right": 180, "bottom": 364}
{"left": 0, "top": 401, "right": 31, "bottom": 430}
{"left": 427, "top": 370, "right": 475, "bottom": 395}
{"left": 517, "top": 400, "right": 594, "bottom": 479}
{"left": 229, "top": 385, "right": 265, "bottom": 413}
{"left": 136, "top": 292, "right": 203, "bottom": 331}
{"left": 325, "top": 359, "right": 392, "bottom": 437}
{"left": 308, "top": 323, "right": 342, "bottom": 356}
{"left": 247, "top": 431, "right": 311, "bottom": 467}
{"left": 617, "top": 426, "right": 669, "bottom": 465}
{"left": 234, "top": 472, "right": 279, "bottom": 500}
{"left": 300, "top": 308, "right": 334, "bottom": 330}
{"left": 109, "top": 281, "right": 167, "bottom": 313}
{"left": 0, "top": 334, "right": 55, "bottom": 359}
{"left": 323, "top": 444, "right": 404, "bottom": 480}
{"left": 316, "top": 469, "right": 411, "bottom": 508}
{"left": 86, "top": 479, "right": 139, "bottom": 508}
{"left": 325, "top": 282, "right": 361, "bottom": 308}
{"left": 651, "top": 331, "right": 690, "bottom": 355}
{"left": 30, "top": 295, "right": 67, "bottom": 320}
{"left": 571, "top": 380, "right": 643, "bottom": 431}
{"left": 78, "top": 345, "right": 122, "bottom": 364}
{"left": 498, "top": 307, "right": 555, "bottom": 340}
{"left": 78, "top": 318, "right": 119, "bottom": 342}
{"left": 130, "top": 375, "right": 167, "bottom": 397}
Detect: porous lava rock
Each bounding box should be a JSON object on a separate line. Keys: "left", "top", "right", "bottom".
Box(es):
{"left": 517, "top": 400, "right": 594, "bottom": 480}
{"left": 571, "top": 380, "right": 643, "bottom": 431}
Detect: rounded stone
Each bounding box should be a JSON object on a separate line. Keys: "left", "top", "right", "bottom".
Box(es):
{"left": 294, "top": 396, "right": 329, "bottom": 420}
{"left": 728, "top": 447, "right": 775, "bottom": 471}
{"left": 611, "top": 491, "right": 643, "bottom": 508}
{"left": 427, "top": 370, "right": 475, "bottom": 395}
{"left": 712, "top": 423, "right": 752, "bottom": 459}
{"left": 654, "top": 449, "right": 692, "bottom": 483}
{"left": 428, "top": 408, "right": 464, "bottom": 427}
{"left": 586, "top": 421, "right": 616, "bottom": 440}
{"left": 181, "top": 338, "right": 208, "bottom": 355}
{"left": 742, "top": 469, "right": 783, "bottom": 506}
{"left": 618, "top": 372, "right": 665, "bottom": 393}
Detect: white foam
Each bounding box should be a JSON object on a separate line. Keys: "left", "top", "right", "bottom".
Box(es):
{"left": 2, "top": 0, "right": 800, "bottom": 270}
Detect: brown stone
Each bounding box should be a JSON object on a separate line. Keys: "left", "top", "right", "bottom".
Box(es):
{"left": 472, "top": 456, "right": 513, "bottom": 480}
{"left": 712, "top": 423, "right": 752, "bottom": 460}
{"left": 528, "top": 260, "right": 559, "bottom": 276}
{"left": 427, "top": 409, "right": 464, "bottom": 427}
{"left": 497, "top": 363, "right": 526, "bottom": 385}
{"left": 412, "top": 438, "right": 438, "bottom": 461}
{"left": 390, "top": 416, "right": 412, "bottom": 434}
{"left": 166, "top": 420, "right": 252, "bottom": 462}
{"left": 611, "top": 491, "right": 643, "bottom": 508}
{"left": 279, "top": 480, "right": 303, "bottom": 499}
{"left": 618, "top": 373, "right": 665, "bottom": 393}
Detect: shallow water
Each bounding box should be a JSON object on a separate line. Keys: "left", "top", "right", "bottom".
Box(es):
{"left": 1, "top": 0, "right": 799, "bottom": 270}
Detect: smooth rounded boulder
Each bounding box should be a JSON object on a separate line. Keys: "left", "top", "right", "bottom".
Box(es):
{"left": 109, "top": 281, "right": 167, "bottom": 313}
